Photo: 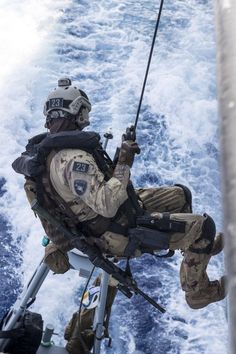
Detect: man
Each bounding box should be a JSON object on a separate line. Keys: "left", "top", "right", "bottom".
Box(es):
{"left": 12, "top": 78, "right": 226, "bottom": 354}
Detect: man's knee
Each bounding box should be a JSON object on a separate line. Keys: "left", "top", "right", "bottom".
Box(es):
{"left": 175, "top": 184, "right": 193, "bottom": 213}
{"left": 201, "top": 213, "right": 216, "bottom": 243}
{"left": 189, "top": 214, "right": 216, "bottom": 254}
{"left": 137, "top": 185, "right": 192, "bottom": 213}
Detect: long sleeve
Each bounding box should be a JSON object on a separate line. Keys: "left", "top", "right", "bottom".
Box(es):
{"left": 50, "top": 149, "right": 130, "bottom": 218}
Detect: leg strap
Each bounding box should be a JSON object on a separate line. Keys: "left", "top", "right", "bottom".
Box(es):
{"left": 136, "top": 212, "right": 186, "bottom": 233}
{"left": 124, "top": 227, "right": 171, "bottom": 257}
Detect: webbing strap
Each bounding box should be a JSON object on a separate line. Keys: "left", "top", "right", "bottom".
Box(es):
{"left": 137, "top": 213, "right": 186, "bottom": 233}
{"left": 127, "top": 183, "right": 144, "bottom": 217}
{"left": 107, "top": 222, "right": 128, "bottom": 236}
{"left": 43, "top": 150, "right": 80, "bottom": 224}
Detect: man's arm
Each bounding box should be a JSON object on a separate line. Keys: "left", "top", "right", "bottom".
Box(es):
{"left": 51, "top": 139, "right": 140, "bottom": 219}
{"left": 63, "top": 150, "right": 130, "bottom": 218}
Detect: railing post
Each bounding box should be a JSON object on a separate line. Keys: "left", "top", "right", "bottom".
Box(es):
{"left": 215, "top": 1, "right": 236, "bottom": 352}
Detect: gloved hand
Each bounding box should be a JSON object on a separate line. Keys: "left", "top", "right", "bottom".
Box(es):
{"left": 12, "top": 154, "right": 45, "bottom": 177}
{"left": 117, "top": 140, "right": 140, "bottom": 167}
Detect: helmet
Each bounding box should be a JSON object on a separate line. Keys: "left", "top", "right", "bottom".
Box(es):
{"left": 81, "top": 286, "right": 100, "bottom": 310}
{"left": 44, "top": 78, "right": 91, "bottom": 129}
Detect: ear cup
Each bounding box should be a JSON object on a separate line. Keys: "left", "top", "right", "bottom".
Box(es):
{"left": 76, "top": 108, "right": 90, "bottom": 129}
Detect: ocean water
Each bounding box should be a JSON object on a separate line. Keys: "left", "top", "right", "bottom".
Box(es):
{"left": 0, "top": 0, "right": 228, "bottom": 353}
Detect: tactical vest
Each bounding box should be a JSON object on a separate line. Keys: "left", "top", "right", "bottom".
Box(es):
{"left": 13, "top": 130, "right": 186, "bottom": 256}
{"left": 12, "top": 131, "right": 131, "bottom": 250}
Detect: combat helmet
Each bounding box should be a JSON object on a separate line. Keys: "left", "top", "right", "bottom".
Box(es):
{"left": 44, "top": 78, "right": 91, "bottom": 129}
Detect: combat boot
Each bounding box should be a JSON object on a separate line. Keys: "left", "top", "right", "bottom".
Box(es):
{"left": 210, "top": 233, "right": 224, "bottom": 256}
{"left": 185, "top": 276, "right": 227, "bottom": 309}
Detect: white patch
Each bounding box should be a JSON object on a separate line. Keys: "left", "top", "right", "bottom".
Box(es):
{"left": 222, "top": 0, "right": 231, "bottom": 10}
{"left": 228, "top": 101, "right": 235, "bottom": 109}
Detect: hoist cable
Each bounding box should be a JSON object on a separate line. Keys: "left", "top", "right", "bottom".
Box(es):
{"left": 134, "top": 0, "right": 165, "bottom": 131}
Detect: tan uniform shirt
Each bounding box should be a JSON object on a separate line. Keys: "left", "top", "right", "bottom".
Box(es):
{"left": 49, "top": 148, "right": 130, "bottom": 221}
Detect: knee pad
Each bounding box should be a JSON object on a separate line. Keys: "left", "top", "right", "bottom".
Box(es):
{"left": 189, "top": 214, "right": 216, "bottom": 254}
{"left": 201, "top": 213, "right": 216, "bottom": 243}
{"left": 175, "top": 184, "right": 193, "bottom": 213}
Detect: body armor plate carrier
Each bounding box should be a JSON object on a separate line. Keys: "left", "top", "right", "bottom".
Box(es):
{"left": 12, "top": 131, "right": 186, "bottom": 255}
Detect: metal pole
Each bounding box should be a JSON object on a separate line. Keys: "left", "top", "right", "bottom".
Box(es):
{"left": 91, "top": 132, "right": 113, "bottom": 353}
{"left": 93, "top": 271, "right": 110, "bottom": 354}
{"left": 103, "top": 130, "right": 113, "bottom": 150}
{"left": 41, "top": 324, "right": 54, "bottom": 347}
{"left": 0, "top": 262, "right": 49, "bottom": 351}
{"left": 215, "top": 1, "right": 236, "bottom": 353}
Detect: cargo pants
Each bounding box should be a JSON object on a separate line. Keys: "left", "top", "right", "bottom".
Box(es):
{"left": 136, "top": 186, "right": 225, "bottom": 309}
{"left": 97, "top": 186, "right": 225, "bottom": 309}
{"left": 64, "top": 185, "right": 225, "bottom": 354}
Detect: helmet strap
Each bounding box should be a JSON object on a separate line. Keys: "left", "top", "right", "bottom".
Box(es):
{"left": 75, "top": 107, "right": 90, "bottom": 130}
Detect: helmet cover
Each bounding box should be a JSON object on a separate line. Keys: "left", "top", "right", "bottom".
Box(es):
{"left": 44, "top": 78, "right": 91, "bottom": 116}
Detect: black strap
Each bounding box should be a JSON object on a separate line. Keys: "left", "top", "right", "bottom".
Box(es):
{"left": 161, "top": 212, "right": 186, "bottom": 232}
{"left": 117, "top": 182, "right": 144, "bottom": 229}
{"left": 175, "top": 183, "right": 193, "bottom": 213}
{"left": 42, "top": 151, "right": 81, "bottom": 225}
{"left": 137, "top": 213, "right": 186, "bottom": 233}
{"left": 92, "top": 148, "right": 114, "bottom": 181}
{"left": 107, "top": 222, "right": 128, "bottom": 236}
{"left": 127, "top": 182, "right": 144, "bottom": 217}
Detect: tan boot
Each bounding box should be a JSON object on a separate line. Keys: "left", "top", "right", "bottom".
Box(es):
{"left": 185, "top": 276, "right": 227, "bottom": 309}
{"left": 210, "top": 233, "right": 224, "bottom": 256}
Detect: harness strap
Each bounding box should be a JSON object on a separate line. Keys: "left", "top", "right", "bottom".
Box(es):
{"left": 124, "top": 226, "right": 171, "bottom": 257}
{"left": 117, "top": 182, "right": 144, "bottom": 229}
{"left": 137, "top": 212, "right": 186, "bottom": 233}
{"left": 107, "top": 222, "right": 128, "bottom": 236}
{"left": 92, "top": 148, "right": 114, "bottom": 181}
{"left": 127, "top": 182, "right": 144, "bottom": 217}
{"left": 43, "top": 151, "right": 118, "bottom": 238}
{"left": 43, "top": 150, "right": 81, "bottom": 224}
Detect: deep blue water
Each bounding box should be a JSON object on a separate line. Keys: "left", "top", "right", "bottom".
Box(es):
{"left": 0, "top": 178, "right": 21, "bottom": 319}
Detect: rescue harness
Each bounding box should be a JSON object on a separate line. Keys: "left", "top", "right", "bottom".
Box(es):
{"left": 12, "top": 130, "right": 186, "bottom": 257}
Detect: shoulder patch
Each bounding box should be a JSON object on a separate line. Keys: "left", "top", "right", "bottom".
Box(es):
{"left": 74, "top": 179, "right": 87, "bottom": 196}
{"left": 73, "top": 161, "right": 89, "bottom": 173}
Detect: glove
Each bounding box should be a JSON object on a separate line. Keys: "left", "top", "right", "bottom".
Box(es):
{"left": 117, "top": 140, "right": 140, "bottom": 167}
{"left": 12, "top": 154, "right": 45, "bottom": 177}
